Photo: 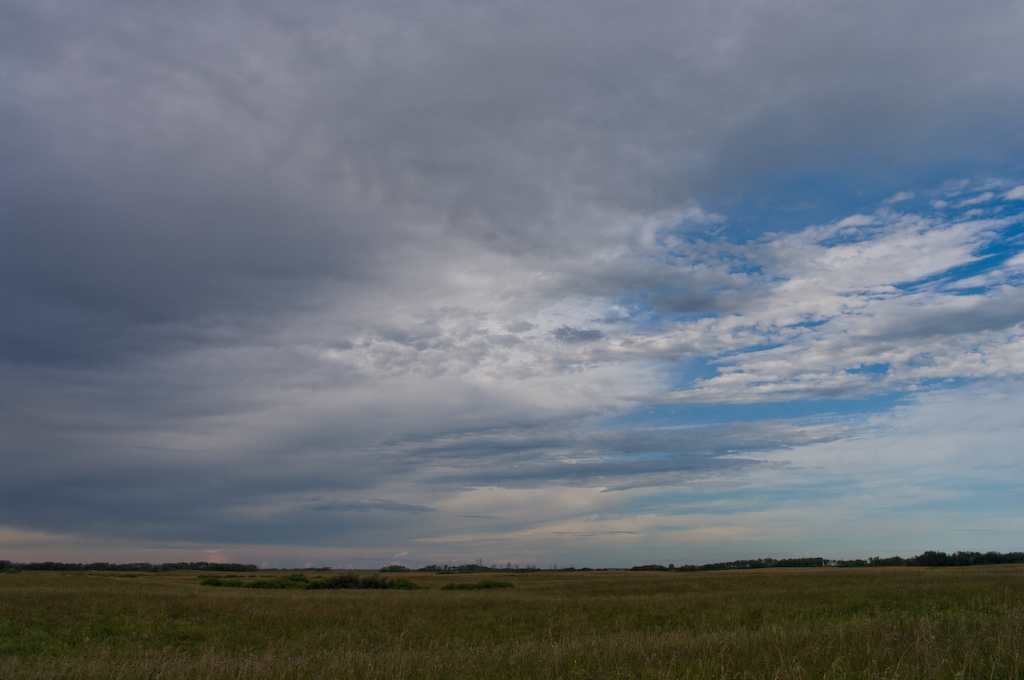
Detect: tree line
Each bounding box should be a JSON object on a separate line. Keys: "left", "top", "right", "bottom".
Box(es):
{"left": 0, "top": 560, "right": 257, "bottom": 573}
{"left": 634, "top": 551, "right": 1024, "bottom": 572}
{"left": 4, "top": 550, "right": 1021, "bottom": 575}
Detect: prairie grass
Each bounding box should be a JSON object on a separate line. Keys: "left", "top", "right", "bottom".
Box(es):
{"left": 1, "top": 565, "right": 1022, "bottom": 678}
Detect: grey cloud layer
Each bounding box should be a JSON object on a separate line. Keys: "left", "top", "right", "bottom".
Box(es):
{"left": 3, "top": 0, "right": 1024, "bottom": 554}
{"left": 5, "top": 0, "right": 1024, "bottom": 350}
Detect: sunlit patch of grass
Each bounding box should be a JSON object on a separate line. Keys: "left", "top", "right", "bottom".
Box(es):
{"left": 1, "top": 565, "right": 1022, "bottom": 678}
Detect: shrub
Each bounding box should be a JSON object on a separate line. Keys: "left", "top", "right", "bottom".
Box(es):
{"left": 389, "top": 578, "right": 422, "bottom": 590}
{"left": 246, "top": 577, "right": 305, "bottom": 589}
{"left": 198, "top": 575, "right": 244, "bottom": 587}
{"left": 305, "top": 572, "right": 422, "bottom": 590}
{"left": 305, "top": 573, "right": 362, "bottom": 589}
{"left": 357, "top": 573, "right": 390, "bottom": 589}
{"left": 441, "top": 580, "right": 513, "bottom": 590}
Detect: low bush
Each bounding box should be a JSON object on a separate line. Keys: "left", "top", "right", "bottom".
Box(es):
{"left": 245, "top": 577, "right": 304, "bottom": 589}
{"left": 197, "top": 575, "right": 243, "bottom": 587}
{"left": 389, "top": 578, "right": 422, "bottom": 590}
{"left": 441, "top": 580, "right": 513, "bottom": 590}
{"left": 200, "top": 571, "right": 425, "bottom": 590}
{"left": 305, "top": 573, "right": 362, "bottom": 590}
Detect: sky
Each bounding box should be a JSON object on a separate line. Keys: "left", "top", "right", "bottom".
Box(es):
{"left": 2, "top": 0, "right": 1023, "bottom": 569}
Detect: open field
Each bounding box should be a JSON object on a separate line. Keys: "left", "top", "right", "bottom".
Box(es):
{"left": 2, "top": 565, "right": 1022, "bottom": 679}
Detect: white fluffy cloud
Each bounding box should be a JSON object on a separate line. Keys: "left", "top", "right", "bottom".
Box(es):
{"left": 292, "top": 205, "right": 1024, "bottom": 406}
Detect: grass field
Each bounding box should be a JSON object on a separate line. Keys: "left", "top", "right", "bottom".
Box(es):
{"left": 1, "top": 565, "right": 1022, "bottom": 679}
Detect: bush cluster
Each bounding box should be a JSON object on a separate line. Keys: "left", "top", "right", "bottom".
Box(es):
{"left": 440, "top": 580, "right": 514, "bottom": 590}
{"left": 199, "top": 572, "right": 422, "bottom": 590}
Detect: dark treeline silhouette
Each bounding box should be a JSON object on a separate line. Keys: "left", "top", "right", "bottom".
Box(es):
{"left": 4, "top": 550, "right": 1021, "bottom": 575}
{"left": 416, "top": 563, "right": 544, "bottom": 573}
{"left": 1, "top": 560, "right": 257, "bottom": 573}
{"left": 413, "top": 563, "right": 589, "bottom": 573}
{"left": 631, "top": 564, "right": 674, "bottom": 571}
{"left": 671, "top": 557, "right": 829, "bottom": 571}
{"left": 659, "top": 551, "right": 1024, "bottom": 572}
{"left": 832, "top": 551, "right": 1024, "bottom": 568}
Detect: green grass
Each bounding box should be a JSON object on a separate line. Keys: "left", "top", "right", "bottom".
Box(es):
{"left": 1, "top": 565, "right": 1022, "bottom": 678}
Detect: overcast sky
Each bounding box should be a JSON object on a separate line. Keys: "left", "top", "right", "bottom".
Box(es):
{"left": 3, "top": 0, "right": 1023, "bottom": 569}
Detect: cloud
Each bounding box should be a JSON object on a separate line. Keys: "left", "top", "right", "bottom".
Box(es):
{"left": 4, "top": 197, "right": 1022, "bottom": 555}
{"left": 653, "top": 214, "right": 1024, "bottom": 402}
{"left": 957, "top": 192, "right": 995, "bottom": 207}
{"left": 3, "top": 0, "right": 1024, "bottom": 564}
{"left": 1005, "top": 185, "right": 1024, "bottom": 200}
{"left": 883, "top": 191, "right": 915, "bottom": 204}
{"left": 309, "top": 500, "right": 436, "bottom": 514}
{"left": 553, "top": 326, "right": 605, "bottom": 343}
{"left": 835, "top": 214, "right": 876, "bottom": 227}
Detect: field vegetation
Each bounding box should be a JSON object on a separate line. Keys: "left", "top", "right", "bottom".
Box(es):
{"left": 1, "top": 565, "right": 1022, "bottom": 679}
{"left": 198, "top": 572, "right": 422, "bottom": 590}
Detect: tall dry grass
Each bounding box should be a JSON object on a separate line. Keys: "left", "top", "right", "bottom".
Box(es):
{"left": 2, "top": 566, "right": 1021, "bottom": 678}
